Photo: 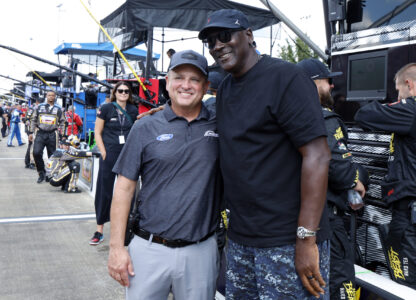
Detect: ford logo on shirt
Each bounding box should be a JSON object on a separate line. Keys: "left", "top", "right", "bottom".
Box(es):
{"left": 156, "top": 134, "right": 173, "bottom": 141}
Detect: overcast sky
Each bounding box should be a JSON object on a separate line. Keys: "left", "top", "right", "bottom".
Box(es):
{"left": 0, "top": 0, "right": 326, "bottom": 93}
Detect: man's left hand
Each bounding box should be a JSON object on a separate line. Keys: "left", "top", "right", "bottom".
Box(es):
{"left": 295, "top": 238, "right": 326, "bottom": 298}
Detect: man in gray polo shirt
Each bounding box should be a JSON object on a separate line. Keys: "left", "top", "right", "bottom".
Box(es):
{"left": 107, "top": 50, "right": 220, "bottom": 300}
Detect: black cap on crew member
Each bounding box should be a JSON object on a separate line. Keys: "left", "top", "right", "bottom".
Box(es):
{"left": 297, "top": 58, "right": 342, "bottom": 80}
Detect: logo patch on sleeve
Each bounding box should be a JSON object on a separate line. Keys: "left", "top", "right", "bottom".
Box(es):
{"left": 334, "top": 127, "right": 344, "bottom": 140}
{"left": 337, "top": 142, "right": 347, "bottom": 150}
{"left": 342, "top": 152, "right": 352, "bottom": 159}
{"left": 156, "top": 134, "right": 173, "bottom": 141}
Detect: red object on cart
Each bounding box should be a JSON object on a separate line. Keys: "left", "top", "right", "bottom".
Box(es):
{"left": 138, "top": 78, "right": 159, "bottom": 114}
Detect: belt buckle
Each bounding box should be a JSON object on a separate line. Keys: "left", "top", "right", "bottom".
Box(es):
{"left": 162, "top": 238, "right": 169, "bottom": 246}
{"left": 333, "top": 205, "right": 338, "bottom": 215}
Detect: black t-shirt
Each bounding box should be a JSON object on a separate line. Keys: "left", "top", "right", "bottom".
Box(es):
{"left": 96, "top": 102, "right": 138, "bottom": 152}
{"left": 216, "top": 55, "right": 329, "bottom": 247}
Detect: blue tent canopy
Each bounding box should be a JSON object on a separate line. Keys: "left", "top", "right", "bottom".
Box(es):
{"left": 54, "top": 42, "right": 160, "bottom": 65}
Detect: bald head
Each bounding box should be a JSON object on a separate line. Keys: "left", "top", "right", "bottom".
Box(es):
{"left": 395, "top": 63, "right": 416, "bottom": 85}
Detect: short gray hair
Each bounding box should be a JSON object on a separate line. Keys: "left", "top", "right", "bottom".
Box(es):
{"left": 394, "top": 63, "right": 416, "bottom": 84}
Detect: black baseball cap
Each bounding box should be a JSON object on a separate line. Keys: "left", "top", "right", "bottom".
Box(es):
{"left": 198, "top": 9, "right": 249, "bottom": 40}
{"left": 168, "top": 50, "right": 209, "bottom": 76}
{"left": 208, "top": 71, "right": 226, "bottom": 90}
{"left": 297, "top": 58, "right": 342, "bottom": 79}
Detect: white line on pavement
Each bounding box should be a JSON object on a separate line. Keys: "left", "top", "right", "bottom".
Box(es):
{"left": 0, "top": 213, "right": 96, "bottom": 224}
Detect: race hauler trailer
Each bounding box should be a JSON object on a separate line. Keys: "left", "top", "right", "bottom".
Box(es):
{"left": 323, "top": 0, "right": 416, "bottom": 298}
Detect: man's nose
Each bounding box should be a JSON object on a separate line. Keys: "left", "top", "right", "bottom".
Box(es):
{"left": 211, "top": 38, "right": 225, "bottom": 52}
{"left": 182, "top": 79, "right": 192, "bottom": 89}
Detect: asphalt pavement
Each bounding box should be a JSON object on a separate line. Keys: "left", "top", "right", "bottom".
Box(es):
{"left": 0, "top": 132, "right": 124, "bottom": 300}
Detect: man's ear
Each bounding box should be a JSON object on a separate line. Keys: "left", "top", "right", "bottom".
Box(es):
{"left": 405, "top": 79, "right": 415, "bottom": 90}
{"left": 408, "top": 79, "right": 416, "bottom": 97}
{"left": 244, "top": 28, "right": 253, "bottom": 43}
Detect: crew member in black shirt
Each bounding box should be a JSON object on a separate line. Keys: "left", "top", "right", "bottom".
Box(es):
{"left": 298, "top": 58, "right": 368, "bottom": 299}
{"left": 0, "top": 103, "right": 5, "bottom": 139}
{"left": 90, "top": 81, "right": 138, "bottom": 245}
{"left": 355, "top": 63, "right": 416, "bottom": 289}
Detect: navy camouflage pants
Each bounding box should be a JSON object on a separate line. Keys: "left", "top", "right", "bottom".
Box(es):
{"left": 226, "top": 239, "right": 330, "bottom": 300}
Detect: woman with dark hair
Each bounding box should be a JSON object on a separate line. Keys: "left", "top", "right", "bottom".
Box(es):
{"left": 90, "top": 81, "right": 138, "bottom": 245}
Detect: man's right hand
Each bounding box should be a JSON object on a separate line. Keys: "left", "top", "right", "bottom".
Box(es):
{"left": 28, "top": 134, "right": 33, "bottom": 142}
{"left": 108, "top": 247, "right": 135, "bottom": 287}
{"left": 101, "top": 151, "right": 106, "bottom": 161}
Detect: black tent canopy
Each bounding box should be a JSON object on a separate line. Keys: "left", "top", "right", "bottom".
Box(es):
{"left": 26, "top": 69, "right": 90, "bottom": 84}
{"left": 99, "top": 0, "right": 279, "bottom": 50}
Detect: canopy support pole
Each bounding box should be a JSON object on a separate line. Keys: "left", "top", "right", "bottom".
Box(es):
{"left": 113, "top": 52, "right": 118, "bottom": 78}
{"left": 145, "top": 27, "right": 154, "bottom": 79}
{"left": 161, "top": 27, "right": 165, "bottom": 72}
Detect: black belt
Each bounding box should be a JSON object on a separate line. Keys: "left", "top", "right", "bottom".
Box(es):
{"left": 133, "top": 228, "right": 214, "bottom": 248}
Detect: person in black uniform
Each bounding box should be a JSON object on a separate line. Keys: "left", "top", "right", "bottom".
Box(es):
{"left": 0, "top": 102, "right": 5, "bottom": 140}
{"left": 90, "top": 81, "right": 138, "bottom": 245}
{"left": 24, "top": 98, "right": 41, "bottom": 169}
{"left": 1, "top": 103, "right": 10, "bottom": 138}
{"left": 29, "top": 91, "right": 66, "bottom": 183}
{"left": 298, "top": 58, "right": 368, "bottom": 299}
{"left": 355, "top": 62, "right": 416, "bottom": 289}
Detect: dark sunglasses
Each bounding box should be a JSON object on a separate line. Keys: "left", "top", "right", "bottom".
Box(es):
{"left": 203, "top": 29, "right": 242, "bottom": 50}
{"left": 117, "top": 89, "right": 130, "bottom": 94}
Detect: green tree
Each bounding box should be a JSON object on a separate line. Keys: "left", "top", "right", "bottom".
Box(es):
{"left": 277, "top": 37, "right": 319, "bottom": 63}
{"left": 278, "top": 40, "right": 297, "bottom": 63}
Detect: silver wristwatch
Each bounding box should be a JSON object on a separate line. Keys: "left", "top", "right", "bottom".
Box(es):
{"left": 297, "top": 226, "right": 317, "bottom": 239}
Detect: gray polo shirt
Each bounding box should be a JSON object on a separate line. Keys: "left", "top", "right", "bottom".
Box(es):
{"left": 113, "top": 102, "right": 221, "bottom": 242}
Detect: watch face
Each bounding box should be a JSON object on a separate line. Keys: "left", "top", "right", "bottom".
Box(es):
{"left": 297, "top": 227, "right": 305, "bottom": 238}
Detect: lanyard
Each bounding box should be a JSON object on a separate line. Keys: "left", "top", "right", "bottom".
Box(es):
{"left": 116, "top": 109, "right": 125, "bottom": 136}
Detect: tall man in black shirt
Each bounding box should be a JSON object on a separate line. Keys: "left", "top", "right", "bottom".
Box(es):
{"left": 355, "top": 63, "right": 416, "bottom": 289}
{"left": 199, "top": 9, "right": 331, "bottom": 299}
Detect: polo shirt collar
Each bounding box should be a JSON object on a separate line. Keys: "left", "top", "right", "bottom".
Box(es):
{"left": 163, "top": 100, "right": 210, "bottom": 122}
